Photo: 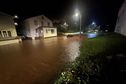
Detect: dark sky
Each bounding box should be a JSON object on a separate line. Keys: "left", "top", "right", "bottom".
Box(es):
{"left": 0, "top": 0, "right": 124, "bottom": 30}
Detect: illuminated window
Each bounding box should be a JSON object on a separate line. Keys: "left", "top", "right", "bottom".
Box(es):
{"left": 51, "top": 29, "right": 54, "bottom": 34}
{"left": 7, "top": 31, "right": 11, "bottom": 37}
{"left": 34, "top": 20, "right": 38, "bottom": 26}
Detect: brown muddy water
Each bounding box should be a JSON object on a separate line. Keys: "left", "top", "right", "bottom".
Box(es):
{"left": 0, "top": 36, "right": 81, "bottom": 84}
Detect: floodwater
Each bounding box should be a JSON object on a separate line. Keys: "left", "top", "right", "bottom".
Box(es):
{"left": 0, "top": 36, "right": 81, "bottom": 84}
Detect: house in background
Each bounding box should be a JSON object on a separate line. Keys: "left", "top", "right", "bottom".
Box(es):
{"left": 0, "top": 12, "right": 17, "bottom": 40}
{"left": 24, "top": 15, "right": 57, "bottom": 39}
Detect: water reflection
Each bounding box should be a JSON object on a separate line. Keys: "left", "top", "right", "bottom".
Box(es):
{"left": 87, "top": 33, "right": 97, "bottom": 38}
{"left": 0, "top": 36, "right": 81, "bottom": 84}
{"left": 64, "top": 41, "right": 80, "bottom": 62}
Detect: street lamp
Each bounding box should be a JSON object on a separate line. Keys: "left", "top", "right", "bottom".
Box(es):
{"left": 14, "top": 15, "right": 19, "bottom": 19}
{"left": 92, "top": 21, "right": 95, "bottom": 25}
{"left": 74, "top": 9, "right": 82, "bottom": 37}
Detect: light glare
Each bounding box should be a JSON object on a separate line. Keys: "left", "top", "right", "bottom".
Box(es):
{"left": 75, "top": 12, "right": 79, "bottom": 17}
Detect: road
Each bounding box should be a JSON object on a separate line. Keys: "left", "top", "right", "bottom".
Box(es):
{"left": 0, "top": 36, "right": 81, "bottom": 84}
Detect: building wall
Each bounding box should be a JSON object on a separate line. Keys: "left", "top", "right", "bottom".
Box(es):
{"left": 43, "top": 27, "right": 57, "bottom": 38}
{"left": 0, "top": 13, "right": 17, "bottom": 39}
{"left": 24, "top": 20, "right": 31, "bottom": 37}
{"left": 0, "top": 39, "right": 19, "bottom": 46}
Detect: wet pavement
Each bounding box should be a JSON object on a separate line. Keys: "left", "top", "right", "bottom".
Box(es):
{"left": 0, "top": 36, "right": 82, "bottom": 84}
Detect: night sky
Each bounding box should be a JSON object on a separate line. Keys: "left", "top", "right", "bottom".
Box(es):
{"left": 0, "top": 0, "right": 124, "bottom": 31}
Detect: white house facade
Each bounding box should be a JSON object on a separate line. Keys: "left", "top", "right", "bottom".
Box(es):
{"left": 0, "top": 12, "right": 17, "bottom": 40}
{"left": 24, "top": 15, "right": 57, "bottom": 39}
{"left": 115, "top": 0, "right": 126, "bottom": 35}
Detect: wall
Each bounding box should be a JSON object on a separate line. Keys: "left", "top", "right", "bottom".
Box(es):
{"left": 0, "top": 39, "right": 20, "bottom": 46}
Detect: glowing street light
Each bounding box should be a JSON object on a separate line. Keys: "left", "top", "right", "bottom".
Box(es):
{"left": 74, "top": 9, "right": 82, "bottom": 37}
{"left": 92, "top": 22, "right": 95, "bottom": 25}
{"left": 75, "top": 12, "right": 79, "bottom": 17}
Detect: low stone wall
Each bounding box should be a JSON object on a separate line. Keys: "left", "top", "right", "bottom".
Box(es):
{"left": 63, "top": 32, "right": 83, "bottom": 35}
{"left": 0, "top": 39, "right": 21, "bottom": 46}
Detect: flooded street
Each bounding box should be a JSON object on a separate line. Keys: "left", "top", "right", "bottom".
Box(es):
{"left": 0, "top": 36, "right": 81, "bottom": 84}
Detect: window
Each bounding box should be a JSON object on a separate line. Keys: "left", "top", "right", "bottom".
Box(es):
{"left": 41, "top": 16, "right": 44, "bottom": 20}
{"left": 48, "top": 22, "right": 50, "bottom": 26}
{"left": 7, "top": 31, "right": 12, "bottom": 37}
{"left": 36, "top": 29, "right": 38, "bottom": 33}
{"left": 3, "top": 31, "right": 7, "bottom": 37}
{"left": 0, "top": 31, "right": 2, "bottom": 38}
{"left": 51, "top": 29, "right": 54, "bottom": 34}
{"left": 46, "top": 29, "right": 48, "bottom": 33}
{"left": 34, "top": 20, "right": 38, "bottom": 26}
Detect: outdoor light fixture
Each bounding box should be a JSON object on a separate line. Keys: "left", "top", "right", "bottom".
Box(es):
{"left": 14, "top": 15, "right": 18, "bottom": 19}
{"left": 14, "top": 22, "right": 18, "bottom": 26}
{"left": 74, "top": 9, "right": 82, "bottom": 37}
{"left": 92, "top": 22, "right": 95, "bottom": 25}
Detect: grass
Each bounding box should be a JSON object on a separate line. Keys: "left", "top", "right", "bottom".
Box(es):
{"left": 54, "top": 33, "right": 126, "bottom": 84}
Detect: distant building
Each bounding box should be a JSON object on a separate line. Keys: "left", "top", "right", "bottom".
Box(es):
{"left": 24, "top": 15, "right": 57, "bottom": 39}
{"left": 0, "top": 12, "right": 17, "bottom": 40}
{"left": 115, "top": 0, "right": 126, "bottom": 35}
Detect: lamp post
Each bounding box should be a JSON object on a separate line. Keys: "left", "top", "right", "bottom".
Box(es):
{"left": 74, "top": 10, "right": 82, "bottom": 37}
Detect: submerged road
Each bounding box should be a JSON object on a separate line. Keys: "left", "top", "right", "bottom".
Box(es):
{"left": 0, "top": 36, "right": 81, "bottom": 84}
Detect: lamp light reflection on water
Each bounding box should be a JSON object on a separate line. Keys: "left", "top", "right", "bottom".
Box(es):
{"left": 65, "top": 41, "right": 80, "bottom": 62}
{"left": 87, "top": 33, "right": 97, "bottom": 38}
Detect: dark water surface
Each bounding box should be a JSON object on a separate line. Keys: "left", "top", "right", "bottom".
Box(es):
{"left": 0, "top": 37, "right": 81, "bottom": 84}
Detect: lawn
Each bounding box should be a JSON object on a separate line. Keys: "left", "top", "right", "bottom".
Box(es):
{"left": 54, "top": 33, "right": 126, "bottom": 84}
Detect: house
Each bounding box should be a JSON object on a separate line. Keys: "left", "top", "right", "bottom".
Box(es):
{"left": 0, "top": 12, "right": 20, "bottom": 45}
{"left": 24, "top": 15, "right": 57, "bottom": 39}
{"left": 0, "top": 12, "right": 17, "bottom": 40}
{"left": 115, "top": 0, "right": 126, "bottom": 35}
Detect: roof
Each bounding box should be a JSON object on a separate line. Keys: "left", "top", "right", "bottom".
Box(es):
{"left": 36, "top": 26, "right": 57, "bottom": 29}
{"left": 0, "top": 12, "right": 13, "bottom": 17}
{"left": 24, "top": 15, "right": 52, "bottom": 22}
